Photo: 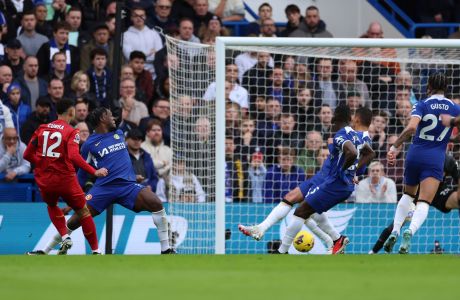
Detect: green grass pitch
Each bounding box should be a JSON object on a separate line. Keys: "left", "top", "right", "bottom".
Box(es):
{"left": 0, "top": 255, "right": 458, "bottom": 300}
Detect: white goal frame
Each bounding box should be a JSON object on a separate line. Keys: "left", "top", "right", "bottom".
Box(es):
{"left": 214, "top": 37, "right": 460, "bottom": 254}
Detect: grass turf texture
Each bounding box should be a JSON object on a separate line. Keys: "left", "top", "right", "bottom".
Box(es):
{"left": 0, "top": 255, "right": 458, "bottom": 300}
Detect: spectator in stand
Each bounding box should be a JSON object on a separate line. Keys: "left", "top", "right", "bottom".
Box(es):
{"left": 65, "top": 6, "right": 89, "bottom": 47}
{"left": 289, "top": 6, "right": 333, "bottom": 38}
{"left": 314, "top": 57, "right": 338, "bottom": 109}
{"left": 312, "top": 104, "right": 333, "bottom": 140}
{"left": 141, "top": 118, "right": 172, "bottom": 181}
{"left": 36, "top": 21, "right": 80, "bottom": 77}
{"left": 297, "top": 130, "right": 323, "bottom": 178}
{"left": 259, "top": 18, "right": 277, "bottom": 37}
{"left": 170, "top": 0, "right": 196, "bottom": 21}
{"left": 129, "top": 51, "right": 154, "bottom": 107}
{"left": 0, "top": 65, "right": 13, "bottom": 97}
{"left": 281, "top": 56, "right": 296, "bottom": 87}
{"left": 208, "top": 0, "right": 244, "bottom": 22}
{"left": 203, "top": 63, "right": 249, "bottom": 114}
{"left": 105, "top": 13, "right": 116, "bottom": 38}
{"left": 242, "top": 52, "right": 273, "bottom": 97}
{"left": 264, "top": 147, "right": 306, "bottom": 203}
{"left": 346, "top": 91, "right": 364, "bottom": 114}
{"left": 74, "top": 100, "right": 89, "bottom": 123}
{"left": 139, "top": 98, "right": 171, "bottom": 146}
{"left": 275, "top": 112, "right": 301, "bottom": 150}
{"left": 87, "top": 48, "right": 112, "bottom": 108}
{"left": 315, "top": 146, "right": 329, "bottom": 172}
{"left": 119, "top": 78, "right": 148, "bottom": 126}
{"left": 257, "top": 97, "right": 281, "bottom": 166}
{"left": 3, "top": 39, "right": 25, "bottom": 78}
{"left": 369, "top": 110, "right": 388, "bottom": 158}
{"left": 247, "top": 2, "right": 272, "bottom": 36}
{"left": 394, "top": 70, "right": 419, "bottom": 105}
{"left": 0, "top": 13, "right": 5, "bottom": 62}
{"left": 336, "top": 59, "right": 370, "bottom": 107}
{"left": 239, "top": 118, "right": 259, "bottom": 159}
{"left": 40, "top": 78, "right": 64, "bottom": 121}
{"left": 388, "top": 99, "right": 411, "bottom": 135}
{"left": 17, "top": 10, "right": 49, "bottom": 56}
{"left": 126, "top": 128, "right": 159, "bottom": 192}
{"left": 12, "top": 56, "right": 47, "bottom": 109}
{"left": 266, "top": 67, "right": 293, "bottom": 106}
{"left": 190, "top": 116, "right": 215, "bottom": 191}
{"left": 20, "top": 97, "right": 51, "bottom": 144}
{"left": 235, "top": 51, "right": 274, "bottom": 84}
{"left": 292, "top": 61, "right": 311, "bottom": 90}
{"left": 75, "top": 121, "right": 89, "bottom": 147}
{"left": 0, "top": 127, "right": 30, "bottom": 181}
{"left": 80, "top": 23, "right": 115, "bottom": 71}
{"left": 46, "top": 0, "right": 68, "bottom": 25}
{"left": 382, "top": 134, "right": 404, "bottom": 196}
{"left": 417, "top": 0, "right": 453, "bottom": 38}
{"left": 178, "top": 17, "right": 200, "bottom": 43}
{"left": 123, "top": 6, "right": 163, "bottom": 80}
{"left": 224, "top": 135, "right": 247, "bottom": 202}
{"left": 120, "top": 65, "right": 134, "bottom": 81}
{"left": 3, "top": 83, "right": 31, "bottom": 132}
{"left": 295, "top": 85, "right": 316, "bottom": 133}
{"left": 199, "top": 15, "right": 230, "bottom": 40}
{"left": 0, "top": 98, "right": 14, "bottom": 136}
{"left": 192, "top": 0, "right": 213, "bottom": 36}
{"left": 355, "top": 161, "right": 397, "bottom": 203}
{"left": 147, "top": 0, "right": 176, "bottom": 41}
{"left": 248, "top": 150, "right": 266, "bottom": 203}
{"left": 34, "top": 2, "right": 53, "bottom": 38}
{"left": 281, "top": 4, "right": 303, "bottom": 37}
{"left": 47, "top": 52, "right": 72, "bottom": 94}
{"left": 68, "top": 71, "right": 97, "bottom": 108}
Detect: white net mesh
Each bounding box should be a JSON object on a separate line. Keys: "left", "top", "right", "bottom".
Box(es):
{"left": 166, "top": 36, "right": 460, "bottom": 254}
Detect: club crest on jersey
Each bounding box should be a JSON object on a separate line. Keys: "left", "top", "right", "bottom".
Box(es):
{"left": 85, "top": 194, "right": 92, "bottom": 200}
{"left": 73, "top": 133, "right": 80, "bottom": 144}
{"left": 114, "top": 134, "right": 120, "bottom": 139}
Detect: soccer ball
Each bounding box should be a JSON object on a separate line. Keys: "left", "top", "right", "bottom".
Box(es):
{"left": 293, "top": 230, "right": 315, "bottom": 252}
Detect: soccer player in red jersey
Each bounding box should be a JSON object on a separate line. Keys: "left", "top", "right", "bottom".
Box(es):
{"left": 23, "top": 99, "right": 108, "bottom": 254}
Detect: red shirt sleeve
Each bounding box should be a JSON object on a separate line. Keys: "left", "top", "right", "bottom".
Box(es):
{"left": 67, "top": 130, "right": 97, "bottom": 176}
{"left": 23, "top": 131, "right": 38, "bottom": 164}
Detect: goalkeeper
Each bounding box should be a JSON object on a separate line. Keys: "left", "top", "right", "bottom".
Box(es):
{"left": 370, "top": 153, "right": 459, "bottom": 254}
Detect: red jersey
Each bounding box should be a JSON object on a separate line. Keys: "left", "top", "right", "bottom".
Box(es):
{"left": 23, "top": 119, "right": 96, "bottom": 187}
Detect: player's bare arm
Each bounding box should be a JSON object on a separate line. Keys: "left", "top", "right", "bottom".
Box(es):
{"left": 356, "top": 144, "right": 375, "bottom": 170}
{"left": 341, "top": 141, "right": 358, "bottom": 170}
{"left": 387, "top": 116, "right": 420, "bottom": 165}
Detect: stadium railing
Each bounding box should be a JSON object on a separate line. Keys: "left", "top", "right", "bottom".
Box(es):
{"left": 0, "top": 174, "right": 40, "bottom": 202}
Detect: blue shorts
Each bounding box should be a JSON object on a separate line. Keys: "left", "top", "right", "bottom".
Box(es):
{"left": 304, "top": 180, "right": 353, "bottom": 214}
{"left": 298, "top": 179, "right": 314, "bottom": 198}
{"left": 85, "top": 180, "right": 145, "bottom": 213}
{"left": 404, "top": 158, "right": 443, "bottom": 186}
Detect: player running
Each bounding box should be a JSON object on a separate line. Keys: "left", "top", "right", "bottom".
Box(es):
{"left": 370, "top": 154, "right": 459, "bottom": 254}
{"left": 23, "top": 99, "right": 108, "bottom": 255}
{"left": 384, "top": 72, "right": 460, "bottom": 254}
{"left": 27, "top": 107, "right": 174, "bottom": 255}
{"left": 241, "top": 106, "right": 374, "bottom": 254}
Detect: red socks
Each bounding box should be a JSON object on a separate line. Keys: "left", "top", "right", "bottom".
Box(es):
{"left": 47, "top": 206, "right": 67, "bottom": 237}
{"left": 80, "top": 214, "right": 99, "bottom": 251}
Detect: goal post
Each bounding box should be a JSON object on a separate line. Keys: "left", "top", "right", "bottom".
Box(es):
{"left": 167, "top": 36, "right": 460, "bottom": 254}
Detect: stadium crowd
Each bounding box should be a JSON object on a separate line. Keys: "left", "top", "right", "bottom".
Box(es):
{"left": 0, "top": 0, "right": 458, "bottom": 204}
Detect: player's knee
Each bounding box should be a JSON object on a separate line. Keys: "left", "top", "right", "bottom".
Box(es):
{"left": 293, "top": 202, "right": 314, "bottom": 219}
{"left": 75, "top": 206, "right": 91, "bottom": 218}
{"left": 284, "top": 188, "right": 302, "bottom": 204}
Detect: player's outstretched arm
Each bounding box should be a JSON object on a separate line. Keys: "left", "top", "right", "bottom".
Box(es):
{"left": 67, "top": 131, "right": 97, "bottom": 176}
{"left": 342, "top": 141, "right": 358, "bottom": 170}
{"left": 441, "top": 114, "right": 460, "bottom": 128}
{"left": 387, "top": 116, "right": 420, "bottom": 165}
{"left": 356, "top": 144, "right": 375, "bottom": 170}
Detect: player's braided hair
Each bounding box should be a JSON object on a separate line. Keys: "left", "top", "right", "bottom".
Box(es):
{"left": 355, "top": 107, "right": 373, "bottom": 127}
{"left": 87, "top": 107, "right": 108, "bottom": 129}
{"left": 428, "top": 72, "right": 448, "bottom": 92}
{"left": 332, "top": 104, "right": 352, "bottom": 124}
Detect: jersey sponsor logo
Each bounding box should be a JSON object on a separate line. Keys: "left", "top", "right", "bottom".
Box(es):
{"left": 97, "top": 142, "right": 126, "bottom": 157}
{"left": 73, "top": 133, "right": 80, "bottom": 144}
{"left": 85, "top": 194, "right": 92, "bottom": 200}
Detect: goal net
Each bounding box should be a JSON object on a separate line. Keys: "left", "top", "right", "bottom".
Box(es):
{"left": 166, "top": 36, "right": 460, "bottom": 254}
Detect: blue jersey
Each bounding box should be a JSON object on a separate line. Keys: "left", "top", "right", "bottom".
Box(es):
{"left": 325, "top": 126, "right": 361, "bottom": 190}
{"left": 408, "top": 95, "right": 460, "bottom": 167}
{"left": 78, "top": 129, "right": 137, "bottom": 186}
{"left": 355, "top": 131, "right": 371, "bottom": 176}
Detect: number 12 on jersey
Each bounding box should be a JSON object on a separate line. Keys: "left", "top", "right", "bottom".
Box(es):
{"left": 41, "top": 131, "right": 62, "bottom": 158}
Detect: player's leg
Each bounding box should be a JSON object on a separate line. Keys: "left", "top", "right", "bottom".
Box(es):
{"left": 239, "top": 187, "right": 304, "bottom": 240}
{"left": 371, "top": 223, "right": 393, "bottom": 254}
{"left": 400, "top": 177, "right": 440, "bottom": 254}
{"left": 132, "top": 187, "right": 172, "bottom": 253}
{"left": 444, "top": 192, "right": 459, "bottom": 210}
{"left": 304, "top": 218, "right": 333, "bottom": 252}
{"left": 278, "top": 199, "right": 316, "bottom": 254}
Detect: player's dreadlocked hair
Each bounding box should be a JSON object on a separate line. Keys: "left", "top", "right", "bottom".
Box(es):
{"left": 332, "top": 104, "right": 352, "bottom": 124}
{"left": 355, "top": 107, "right": 373, "bottom": 127}
{"left": 428, "top": 72, "right": 448, "bottom": 92}
{"left": 87, "top": 107, "right": 108, "bottom": 129}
